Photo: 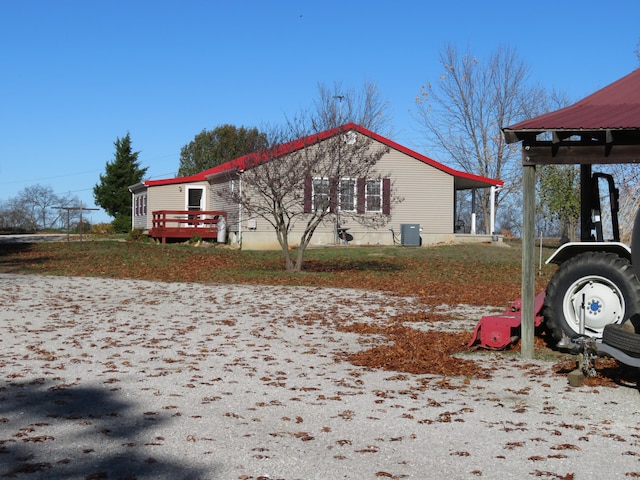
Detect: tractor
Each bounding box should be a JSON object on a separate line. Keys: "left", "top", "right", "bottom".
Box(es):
{"left": 469, "top": 169, "right": 640, "bottom": 372}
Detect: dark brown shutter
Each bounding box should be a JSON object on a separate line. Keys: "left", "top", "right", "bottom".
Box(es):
{"left": 382, "top": 178, "right": 391, "bottom": 215}
{"left": 357, "top": 178, "right": 365, "bottom": 214}
{"left": 303, "top": 176, "right": 312, "bottom": 213}
{"left": 329, "top": 177, "right": 338, "bottom": 213}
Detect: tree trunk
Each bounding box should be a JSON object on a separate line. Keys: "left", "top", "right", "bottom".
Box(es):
{"left": 281, "top": 239, "right": 297, "bottom": 273}
{"left": 275, "top": 224, "right": 297, "bottom": 273}
{"left": 294, "top": 245, "right": 307, "bottom": 272}
{"left": 481, "top": 191, "right": 491, "bottom": 235}
{"left": 284, "top": 253, "right": 296, "bottom": 273}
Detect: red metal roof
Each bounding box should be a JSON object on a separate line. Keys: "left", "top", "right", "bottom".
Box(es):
{"left": 145, "top": 123, "right": 503, "bottom": 189}
{"left": 505, "top": 68, "right": 640, "bottom": 132}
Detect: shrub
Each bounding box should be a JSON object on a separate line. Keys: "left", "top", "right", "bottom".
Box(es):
{"left": 112, "top": 215, "right": 132, "bottom": 234}
{"left": 127, "top": 228, "right": 147, "bottom": 242}
{"left": 92, "top": 223, "right": 115, "bottom": 235}
{"left": 74, "top": 221, "right": 92, "bottom": 234}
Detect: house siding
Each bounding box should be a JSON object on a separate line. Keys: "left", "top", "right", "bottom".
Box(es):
{"left": 131, "top": 189, "right": 148, "bottom": 230}
{"left": 234, "top": 179, "right": 296, "bottom": 249}
{"left": 238, "top": 136, "right": 455, "bottom": 250}
{"left": 377, "top": 148, "right": 453, "bottom": 235}
{"left": 209, "top": 174, "right": 240, "bottom": 242}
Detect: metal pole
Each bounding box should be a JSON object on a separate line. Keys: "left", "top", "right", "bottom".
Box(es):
{"left": 521, "top": 163, "right": 536, "bottom": 359}
{"left": 333, "top": 95, "right": 344, "bottom": 124}
{"left": 238, "top": 173, "right": 243, "bottom": 246}
{"left": 470, "top": 189, "right": 476, "bottom": 235}
{"left": 539, "top": 230, "right": 543, "bottom": 275}
{"left": 54, "top": 204, "right": 98, "bottom": 243}
{"left": 333, "top": 95, "right": 344, "bottom": 246}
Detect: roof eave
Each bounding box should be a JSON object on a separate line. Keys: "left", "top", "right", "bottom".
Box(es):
{"left": 503, "top": 127, "right": 640, "bottom": 145}
{"left": 128, "top": 182, "right": 147, "bottom": 193}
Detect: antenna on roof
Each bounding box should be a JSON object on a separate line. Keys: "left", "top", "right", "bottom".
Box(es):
{"left": 333, "top": 95, "right": 345, "bottom": 124}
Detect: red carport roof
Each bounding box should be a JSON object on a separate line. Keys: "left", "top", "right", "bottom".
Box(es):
{"left": 504, "top": 68, "right": 640, "bottom": 139}
{"left": 145, "top": 123, "right": 503, "bottom": 189}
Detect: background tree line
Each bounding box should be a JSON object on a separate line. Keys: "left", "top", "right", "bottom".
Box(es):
{"left": 0, "top": 185, "right": 82, "bottom": 232}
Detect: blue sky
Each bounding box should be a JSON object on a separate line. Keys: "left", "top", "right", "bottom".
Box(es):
{"left": 1, "top": 0, "right": 639, "bottom": 224}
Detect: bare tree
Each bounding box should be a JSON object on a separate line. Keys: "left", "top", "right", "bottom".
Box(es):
{"left": 290, "top": 80, "right": 393, "bottom": 137}
{"left": 0, "top": 184, "right": 81, "bottom": 231}
{"left": 414, "top": 44, "right": 546, "bottom": 232}
{"left": 221, "top": 124, "right": 391, "bottom": 272}
{"left": 0, "top": 197, "right": 37, "bottom": 231}
{"left": 22, "top": 185, "right": 64, "bottom": 229}
{"left": 598, "top": 163, "right": 640, "bottom": 243}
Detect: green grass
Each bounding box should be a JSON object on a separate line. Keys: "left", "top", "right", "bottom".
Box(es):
{"left": 0, "top": 239, "right": 558, "bottom": 308}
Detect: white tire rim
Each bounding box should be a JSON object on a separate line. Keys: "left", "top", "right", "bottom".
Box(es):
{"left": 562, "top": 275, "right": 625, "bottom": 337}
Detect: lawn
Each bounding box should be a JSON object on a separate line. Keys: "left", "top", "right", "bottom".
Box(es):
{"left": 0, "top": 239, "right": 557, "bottom": 308}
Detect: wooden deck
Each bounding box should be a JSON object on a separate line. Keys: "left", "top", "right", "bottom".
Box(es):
{"left": 149, "top": 210, "right": 227, "bottom": 244}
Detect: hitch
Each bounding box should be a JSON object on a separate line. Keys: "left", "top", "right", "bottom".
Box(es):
{"left": 560, "top": 333, "right": 640, "bottom": 386}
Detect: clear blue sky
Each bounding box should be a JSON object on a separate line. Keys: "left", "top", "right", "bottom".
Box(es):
{"left": 1, "top": 0, "right": 639, "bottom": 224}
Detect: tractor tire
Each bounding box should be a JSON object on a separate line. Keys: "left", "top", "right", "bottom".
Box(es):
{"left": 543, "top": 251, "right": 640, "bottom": 342}
{"left": 602, "top": 324, "right": 640, "bottom": 357}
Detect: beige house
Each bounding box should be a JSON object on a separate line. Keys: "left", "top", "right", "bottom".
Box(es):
{"left": 129, "top": 123, "right": 503, "bottom": 249}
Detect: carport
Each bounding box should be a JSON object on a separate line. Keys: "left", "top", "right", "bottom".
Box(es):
{"left": 502, "top": 68, "right": 640, "bottom": 358}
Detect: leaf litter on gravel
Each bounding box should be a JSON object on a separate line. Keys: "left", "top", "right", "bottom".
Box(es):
{"left": 337, "top": 320, "right": 490, "bottom": 378}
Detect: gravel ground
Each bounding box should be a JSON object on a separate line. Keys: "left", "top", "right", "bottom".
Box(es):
{"left": 1, "top": 273, "right": 640, "bottom": 480}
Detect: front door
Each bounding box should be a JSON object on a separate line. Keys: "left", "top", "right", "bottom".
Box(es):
{"left": 186, "top": 187, "right": 205, "bottom": 225}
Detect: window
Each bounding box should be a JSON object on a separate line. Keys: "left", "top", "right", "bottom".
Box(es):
{"left": 339, "top": 179, "right": 356, "bottom": 212}
{"left": 304, "top": 176, "right": 389, "bottom": 215}
{"left": 134, "top": 195, "right": 147, "bottom": 217}
{"left": 366, "top": 179, "right": 382, "bottom": 212}
{"left": 313, "top": 178, "right": 329, "bottom": 211}
{"left": 187, "top": 188, "right": 204, "bottom": 211}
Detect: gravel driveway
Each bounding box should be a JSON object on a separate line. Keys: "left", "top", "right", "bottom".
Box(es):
{"left": 1, "top": 273, "right": 639, "bottom": 479}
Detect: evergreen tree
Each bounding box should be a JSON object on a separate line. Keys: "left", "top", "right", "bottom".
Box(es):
{"left": 94, "top": 133, "right": 147, "bottom": 231}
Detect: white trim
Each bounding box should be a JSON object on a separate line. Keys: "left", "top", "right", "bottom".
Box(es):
{"left": 490, "top": 185, "right": 496, "bottom": 235}
{"left": 365, "top": 179, "right": 382, "bottom": 213}
{"left": 339, "top": 178, "right": 356, "bottom": 212}
{"left": 185, "top": 186, "right": 206, "bottom": 211}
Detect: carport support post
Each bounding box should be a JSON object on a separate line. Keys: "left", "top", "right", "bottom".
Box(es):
{"left": 521, "top": 163, "right": 536, "bottom": 359}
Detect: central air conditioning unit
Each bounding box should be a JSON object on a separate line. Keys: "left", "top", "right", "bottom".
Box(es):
{"left": 400, "top": 224, "right": 421, "bottom": 246}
